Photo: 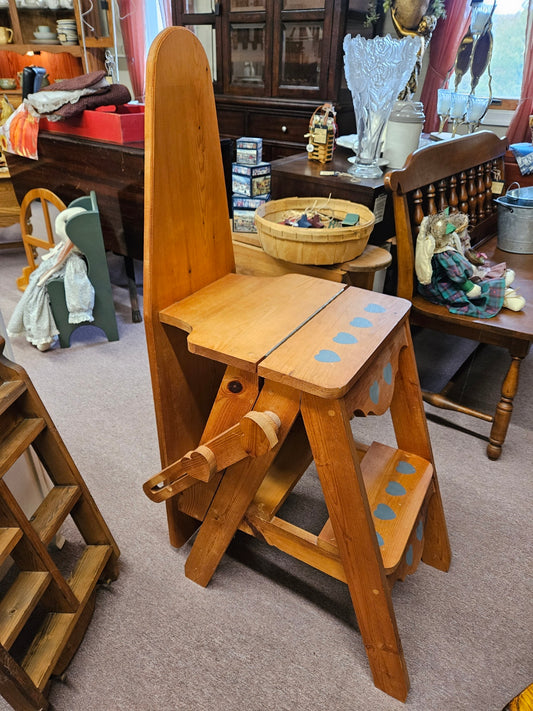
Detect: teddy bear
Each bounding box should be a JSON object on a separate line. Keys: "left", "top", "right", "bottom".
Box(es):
{"left": 414, "top": 209, "right": 525, "bottom": 317}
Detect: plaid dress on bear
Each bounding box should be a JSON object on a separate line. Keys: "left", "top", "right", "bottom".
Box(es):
{"left": 417, "top": 250, "right": 506, "bottom": 318}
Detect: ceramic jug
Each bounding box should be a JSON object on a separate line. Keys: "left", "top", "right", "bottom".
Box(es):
{"left": 0, "top": 27, "right": 13, "bottom": 44}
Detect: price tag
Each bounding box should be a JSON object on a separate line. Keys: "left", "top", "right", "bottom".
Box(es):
{"left": 373, "top": 193, "right": 387, "bottom": 224}
{"left": 312, "top": 127, "right": 328, "bottom": 145}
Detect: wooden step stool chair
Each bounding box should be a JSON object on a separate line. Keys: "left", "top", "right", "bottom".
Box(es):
{"left": 142, "top": 28, "right": 451, "bottom": 703}
{"left": 0, "top": 337, "right": 120, "bottom": 711}
{"left": 46, "top": 191, "right": 119, "bottom": 348}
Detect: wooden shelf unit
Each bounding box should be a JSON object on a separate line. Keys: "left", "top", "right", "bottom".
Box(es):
{"left": 0, "top": 340, "right": 120, "bottom": 711}
{"left": 0, "top": 0, "right": 114, "bottom": 75}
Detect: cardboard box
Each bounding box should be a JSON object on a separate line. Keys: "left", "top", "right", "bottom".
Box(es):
{"left": 232, "top": 195, "right": 270, "bottom": 233}
{"left": 236, "top": 136, "right": 263, "bottom": 165}
{"left": 232, "top": 162, "right": 271, "bottom": 197}
{"left": 39, "top": 104, "right": 145, "bottom": 144}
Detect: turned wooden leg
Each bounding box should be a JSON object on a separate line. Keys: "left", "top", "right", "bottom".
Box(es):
{"left": 487, "top": 355, "right": 523, "bottom": 460}
{"left": 301, "top": 393, "right": 410, "bottom": 702}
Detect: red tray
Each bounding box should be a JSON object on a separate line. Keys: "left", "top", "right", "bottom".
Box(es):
{"left": 39, "top": 104, "right": 144, "bottom": 144}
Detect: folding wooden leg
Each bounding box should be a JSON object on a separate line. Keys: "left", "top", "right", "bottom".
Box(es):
{"left": 162, "top": 365, "right": 260, "bottom": 548}
{"left": 389, "top": 324, "right": 451, "bottom": 573}
{"left": 184, "top": 380, "right": 301, "bottom": 587}
{"left": 301, "top": 392, "right": 410, "bottom": 702}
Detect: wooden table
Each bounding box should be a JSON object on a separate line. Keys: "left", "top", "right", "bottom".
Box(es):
{"left": 270, "top": 148, "right": 396, "bottom": 246}
{"left": 232, "top": 228, "right": 392, "bottom": 290}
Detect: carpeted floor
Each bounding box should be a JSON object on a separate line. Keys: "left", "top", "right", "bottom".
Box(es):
{"left": 0, "top": 242, "right": 531, "bottom": 711}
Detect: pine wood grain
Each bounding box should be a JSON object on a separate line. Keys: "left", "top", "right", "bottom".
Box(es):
{"left": 259, "top": 286, "right": 411, "bottom": 398}
{"left": 159, "top": 272, "right": 345, "bottom": 371}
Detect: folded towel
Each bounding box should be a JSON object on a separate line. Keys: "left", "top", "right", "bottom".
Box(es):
{"left": 39, "top": 70, "right": 109, "bottom": 93}
{"left": 55, "top": 83, "right": 132, "bottom": 118}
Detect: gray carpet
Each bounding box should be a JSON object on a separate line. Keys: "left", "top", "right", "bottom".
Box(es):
{"left": 0, "top": 243, "right": 531, "bottom": 711}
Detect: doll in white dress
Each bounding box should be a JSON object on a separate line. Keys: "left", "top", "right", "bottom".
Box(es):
{"left": 8, "top": 206, "right": 95, "bottom": 351}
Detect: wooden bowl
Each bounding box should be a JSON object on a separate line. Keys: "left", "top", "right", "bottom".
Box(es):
{"left": 254, "top": 197, "right": 375, "bottom": 265}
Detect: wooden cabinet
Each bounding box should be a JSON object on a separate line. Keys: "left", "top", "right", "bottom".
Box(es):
{"left": 172, "top": 0, "right": 376, "bottom": 160}
{"left": 0, "top": 0, "right": 114, "bottom": 82}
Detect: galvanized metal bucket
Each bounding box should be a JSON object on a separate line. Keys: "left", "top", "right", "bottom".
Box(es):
{"left": 495, "top": 184, "right": 533, "bottom": 254}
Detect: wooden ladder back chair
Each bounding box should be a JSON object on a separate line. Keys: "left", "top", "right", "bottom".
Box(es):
{"left": 143, "top": 27, "right": 451, "bottom": 702}
{"left": 384, "top": 132, "right": 533, "bottom": 460}
{"left": 46, "top": 191, "right": 119, "bottom": 348}
{"left": 17, "top": 188, "right": 67, "bottom": 291}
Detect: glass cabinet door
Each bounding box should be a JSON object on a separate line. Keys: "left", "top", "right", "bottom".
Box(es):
{"left": 184, "top": 0, "right": 216, "bottom": 13}
{"left": 185, "top": 25, "right": 218, "bottom": 81}
{"left": 280, "top": 21, "right": 323, "bottom": 88}
{"left": 180, "top": 0, "right": 219, "bottom": 84}
{"left": 229, "top": 22, "right": 266, "bottom": 89}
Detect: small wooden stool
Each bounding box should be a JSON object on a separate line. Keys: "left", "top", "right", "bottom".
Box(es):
{"left": 143, "top": 28, "right": 451, "bottom": 703}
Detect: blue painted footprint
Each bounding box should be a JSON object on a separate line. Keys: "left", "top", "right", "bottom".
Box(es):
{"left": 333, "top": 332, "right": 358, "bottom": 345}
{"left": 314, "top": 349, "right": 341, "bottom": 363}
{"left": 350, "top": 317, "right": 373, "bottom": 328}
{"left": 396, "top": 460, "right": 416, "bottom": 475}
{"left": 365, "top": 303, "right": 386, "bottom": 314}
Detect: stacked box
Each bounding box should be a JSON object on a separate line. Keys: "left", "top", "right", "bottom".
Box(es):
{"left": 232, "top": 195, "right": 270, "bottom": 233}
{"left": 236, "top": 137, "right": 263, "bottom": 165}
{"left": 232, "top": 137, "right": 270, "bottom": 233}
{"left": 232, "top": 162, "right": 271, "bottom": 198}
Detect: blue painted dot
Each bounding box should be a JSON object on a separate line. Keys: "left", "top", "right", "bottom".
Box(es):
{"left": 314, "top": 349, "right": 341, "bottom": 363}
{"left": 396, "top": 460, "right": 416, "bottom": 474}
{"left": 374, "top": 503, "right": 396, "bottom": 520}
{"left": 350, "top": 317, "right": 373, "bottom": 328}
{"left": 383, "top": 362, "right": 393, "bottom": 384}
{"left": 416, "top": 519, "right": 424, "bottom": 541}
{"left": 365, "top": 303, "right": 386, "bottom": 313}
{"left": 376, "top": 532, "right": 384, "bottom": 547}
{"left": 386, "top": 481, "right": 406, "bottom": 496}
{"left": 369, "top": 380, "right": 379, "bottom": 404}
{"left": 333, "top": 332, "right": 358, "bottom": 345}
{"left": 406, "top": 544, "right": 414, "bottom": 566}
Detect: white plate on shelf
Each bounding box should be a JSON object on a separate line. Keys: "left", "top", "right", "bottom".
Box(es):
{"left": 33, "top": 38, "right": 60, "bottom": 44}
{"left": 336, "top": 134, "right": 358, "bottom": 150}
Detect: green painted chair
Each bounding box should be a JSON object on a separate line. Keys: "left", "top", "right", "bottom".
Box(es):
{"left": 47, "top": 191, "right": 119, "bottom": 348}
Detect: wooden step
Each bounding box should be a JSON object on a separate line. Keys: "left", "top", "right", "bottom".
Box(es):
{"left": 0, "top": 380, "right": 26, "bottom": 417}
{"left": 318, "top": 441, "right": 433, "bottom": 572}
{"left": 0, "top": 571, "right": 51, "bottom": 650}
{"left": 0, "top": 527, "right": 23, "bottom": 569}
{"left": 29, "top": 486, "right": 81, "bottom": 547}
{"left": 67, "top": 544, "right": 113, "bottom": 601}
{"left": 0, "top": 418, "right": 46, "bottom": 479}
{"left": 22, "top": 545, "right": 112, "bottom": 690}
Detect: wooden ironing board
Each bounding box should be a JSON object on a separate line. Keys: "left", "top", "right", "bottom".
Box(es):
{"left": 142, "top": 27, "right": 451, "bottom": 703}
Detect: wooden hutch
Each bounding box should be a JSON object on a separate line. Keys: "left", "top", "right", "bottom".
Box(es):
{"left": 172, "top": 0, "right": 379, "bottom": 160}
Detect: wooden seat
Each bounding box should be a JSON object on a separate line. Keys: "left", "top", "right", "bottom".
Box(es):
{"left": 16, "top": 188, "right": 67, "bottom": 291}
{"left": 384, "top": 132, "right": 533, "bottom": 460}
{"left": 142, "top": 27, "right": 451, "bottom": 703}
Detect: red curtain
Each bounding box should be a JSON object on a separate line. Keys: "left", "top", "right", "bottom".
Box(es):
{"left": 507, "top": 2, "right": 532, "bottom": 144}
{"left": 118, "top": 0, "right": 146, "bottom": 102}
{"left": 420, "top": 0, "right": 472, "bottom": 132}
